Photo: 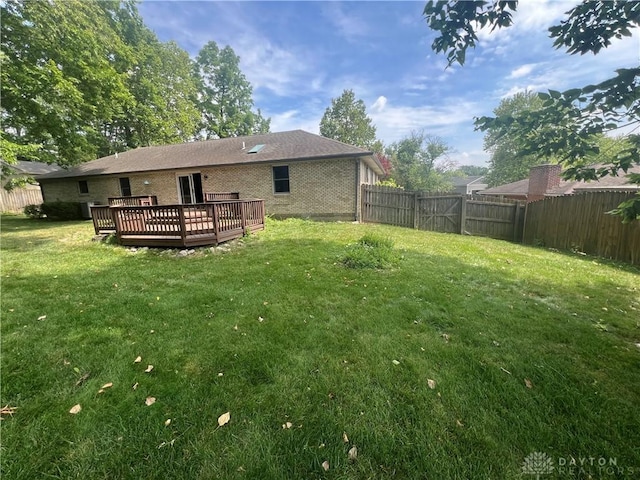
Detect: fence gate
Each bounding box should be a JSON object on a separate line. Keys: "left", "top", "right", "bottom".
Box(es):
{"left": 361, "top": 185, "right": 524, "bottom": 242}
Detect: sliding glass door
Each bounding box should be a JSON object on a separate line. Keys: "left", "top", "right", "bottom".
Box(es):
{"left": 177, "top": 173, "right": 204, "bottom": 204}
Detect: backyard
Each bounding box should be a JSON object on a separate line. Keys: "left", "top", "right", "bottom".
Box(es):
{"left": 1, "top": 215, "right": 639, "bottom": 479}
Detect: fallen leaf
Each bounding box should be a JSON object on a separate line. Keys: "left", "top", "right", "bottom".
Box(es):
{"left": 282, "top": 421, "right": 292, "bottom": 429}
{"left": 233, "top": 325, "right": 239, "bottom": 331}
{"left": 500, "top": 367, "right": 512, "bottom": 375}
{"left": 348, "top": 446, "right": 358, "bottom": 461}
{"left": 69, "top": 404, "right": 82, "bottom": 414}
{"left": 218, "top": 411, "right": 230, "bottom": 427}
{"left": 392, "top": 359, "right": 400, "bottom": 365}
{"left": 427, "top": 379, "right": 436, "bottom": 389}
{"left": 456, "top": 419, "right": 464, "bottom": 428}
{"left": 258, "top": 316, "right": 264, "bottom": 322}
{"left": 101, "top": 382, "right": 113, "bottom": 389}
{"left": 342, "top": 432, "right": 349, "bottom": 443}
{"left": 441, "top": 333, "right": 450, "bottom": 342}
{"left": 524, "top": 378, "right": 533, "bottom": 389}
{"left": 492, "top": 340, "right": 500, "bottom": 347}
{"left": 145, "top": 365, "right": 154, "bottom": 373}
{"left": 218, "top": 372, "right": 224, "bottom": 377}
{"left": 165, "top": 419, "right": 172, "bottom": 426}
{"left": 37, "top": 315, "right": 47, "bottom": 321}
{"left": 134, "top": 356, "right": 142, "bottom": 363}
{"left": 145, "top": 396, "right": 156, "bottom": 406}
{"left": 132, "top": 382, "right": 139, "bottom": 390}
{"left": 322, "top": 460, "right": 330, "bottom": 471}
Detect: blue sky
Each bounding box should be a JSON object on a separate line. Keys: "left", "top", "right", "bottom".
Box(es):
{"left": 139, "top": 1, "right": 639, "bottom": 167}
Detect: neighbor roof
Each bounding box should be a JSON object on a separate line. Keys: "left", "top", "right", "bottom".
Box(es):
{"left": 481, "top": 164, "right": 640, "bottom": 197}
{"left": 451, "top": 175, "right": 485, "bottom": 187}
{"left": 37, "top": 130, "right": 381, "bottom": 180}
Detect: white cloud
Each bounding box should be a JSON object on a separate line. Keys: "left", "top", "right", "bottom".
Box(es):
{"left": 371, "top": 96, "right": 387, "bottom": 112}
{"left": 508, "top": 63, "right": 537, "bottom": 79}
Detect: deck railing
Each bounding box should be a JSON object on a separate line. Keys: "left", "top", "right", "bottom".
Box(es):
{"left": 205, "top": 192, "right": 240, "bottom": 201}
{"left": 91, "top": 205, "right": 116, "bottom": 233}
{"left": 108, "top": 195, "right": 158, "bottom": 206}
{"left": 106, "top": 199, "right": 264, "bottom": 247}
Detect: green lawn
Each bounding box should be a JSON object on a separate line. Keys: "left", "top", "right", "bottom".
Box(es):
{"left": 1, "top": 215, "right": 639, "bottom": 479}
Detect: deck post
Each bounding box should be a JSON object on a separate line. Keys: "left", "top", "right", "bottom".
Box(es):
{"left": 241, "top": 201, "right": 248, "bottom": 235}
{"left": 212, "top": 203, "right": 220, "bottom": 244}
{"left": 178, "top": 205, "right": 187, "bottom": 243}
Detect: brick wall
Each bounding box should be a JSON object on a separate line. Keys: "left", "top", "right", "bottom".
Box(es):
{"left": 528, "top": 164, "right": 562, "bottom": 202}
{"left": 40, "top": 157, "right": 365, "bottom": 220}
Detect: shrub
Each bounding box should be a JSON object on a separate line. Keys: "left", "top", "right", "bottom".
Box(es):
{"left": 23, "top": 204, "right": 44, "bottom": 219}
{"left": 340, "top": 234, "right": 399, "bottom": 269}
{"left": 41, "top": 201, "right": 83, "bottom": 221}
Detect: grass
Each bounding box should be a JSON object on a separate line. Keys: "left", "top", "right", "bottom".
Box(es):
{"left": 1, "top": 215, "right": 639, "bottom": 479}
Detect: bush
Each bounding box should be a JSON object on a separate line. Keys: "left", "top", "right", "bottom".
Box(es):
{"left": 41, "top": 201, "right": 83, "bottom": 221}
{"left": 340, "top": 234, "right": 399, "bottom": 269}
{"left": 23, "top": 204, "right": 44, "bottom": 219}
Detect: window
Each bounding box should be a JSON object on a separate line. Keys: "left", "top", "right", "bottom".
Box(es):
{"left": 272, "top": 165, "right": 290, "bottom": 193}
{"left": 78, "top": 180, "right": 89, "bottom": 195}
{"left": 119, "top": 177, "right": 131, "bottom": 197}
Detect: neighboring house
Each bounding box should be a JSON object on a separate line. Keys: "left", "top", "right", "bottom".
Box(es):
{"left": 451, "top": 175, "right": 488, "bottom": 195}
{"left": 480, "top": 164, "right": 640, "bottom": 202}
{"left": 36, "top": 130, "right": 384, "bottom": 221}
{"left": 1, "top": 160, "right": 61, "bottom": 213}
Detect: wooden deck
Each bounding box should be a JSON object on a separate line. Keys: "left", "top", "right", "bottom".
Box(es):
{"left": 91, "top": 199, "right": 265, "bottom": 247}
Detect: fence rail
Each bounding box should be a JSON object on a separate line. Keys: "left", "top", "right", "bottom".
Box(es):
{"left": 362, "top": 185, "right": 525, "bottom": 241}
{"left": 523, "top": 191, "right": 640, "bottom": 264}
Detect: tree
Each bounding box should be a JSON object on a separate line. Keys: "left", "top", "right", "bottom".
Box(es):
{"left": 457, "top": 165, "right": 488, "bottom": 177}
{"left": 423, "top": 0, "right": 640, "bottom": 222}
{"left": 387, "top": 131, "right": 455, "bottom": 192}
{"left": 195, "top": 42, "right": 270, "bottom": 139}
{"left": 483, "top": 91, "right": 551, "bottom": 187}
{"left": 319, "top": 89, "right": 377, "bottom": 149}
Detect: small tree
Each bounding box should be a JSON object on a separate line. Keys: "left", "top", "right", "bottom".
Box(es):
{"left": 387, "top": 131, "right": 455, "bottom": 192}
{"left": 319, "top": 89, "right": 377, "bottom": 149}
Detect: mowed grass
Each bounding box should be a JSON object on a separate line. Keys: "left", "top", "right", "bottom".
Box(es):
{"left": 1, "top": 215, "right": 639, "bottom": 479}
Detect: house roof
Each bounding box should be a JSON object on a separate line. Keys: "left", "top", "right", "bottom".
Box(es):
{"left": 481, "top": 179, "right": 530, "bottom": 196}
{"left": 481, "top": 164, "right": 640, "bottom": 197}
{"left": 37, "top": 130, "right": 381, "bottom": 180}
{"left": 3, "top": 160, "right": 62, "bottom": 176}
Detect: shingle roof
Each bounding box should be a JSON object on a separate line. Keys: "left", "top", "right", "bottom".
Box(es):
{"left": 3, "top": 160, "right": 62, "bottom": 176}
{"left": 480, "top": 164, "right": 640, "bottom": 197}
{"left": 37, "top": 130, "right": 379, "bottom": 180}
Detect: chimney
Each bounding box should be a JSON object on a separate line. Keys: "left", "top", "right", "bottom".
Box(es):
{"left": 527, "top": 164, "right": 562, "bottom": 202}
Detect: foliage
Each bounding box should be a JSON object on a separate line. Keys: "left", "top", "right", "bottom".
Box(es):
{"left": 40, "top": 201, "right": 83, "bottom": 221}
{"left": 457, "top": 165, "right": 488, "bottom": 177}
{"left": 23, "top": 204, "right": 44, "bottom": 219}
{"left": 387, "top": 131, "right": 455, "bottom": 191}
{"left": 319, "top": 89, "right": 377, "bottom": 149}
{"left": 195, "top": 41, "right": 270, "bottom": 139}
{"left": 423, "top": 0, "right": 640, "bottom": 221}
{"left": 483, "top": 91, "right": 551, "bottom": 187}
{"left": 341, "top": 234, "right": 399, "bottom": 269}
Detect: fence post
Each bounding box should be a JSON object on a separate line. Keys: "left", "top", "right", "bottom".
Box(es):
{"left": 459, "top": 195, "right": 467, "bottom": 235}
{"left": 413, "top": 192, "right": 419, "bottom": 229}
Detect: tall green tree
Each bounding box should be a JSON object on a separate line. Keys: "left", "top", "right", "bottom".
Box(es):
{"left": 195, "top": 42, "right": 270, "bottom": 139}
{"left": 1, "top": 0, "right": 133, "bottom": 165}
{"left": 387, "top": 131, "right": 455, "bottom": 192}
{"left": 423, "top": 0, "right": 640, "bottom": 221}
{"left": 484, "top": 91, "right": 550, "bottom": 187}
{"left": 319, "top": 89, "right": 377, "bottom": 149}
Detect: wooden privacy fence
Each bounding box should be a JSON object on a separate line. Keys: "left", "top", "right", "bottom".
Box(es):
{"left": 523, "top": 191, "right": 640, "bottom": 264}
{"left": 1, "top": 186, "right": 43, "bottom": 213}
{"left": 362, "top": 185, "right": 525, "bottom": 241}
